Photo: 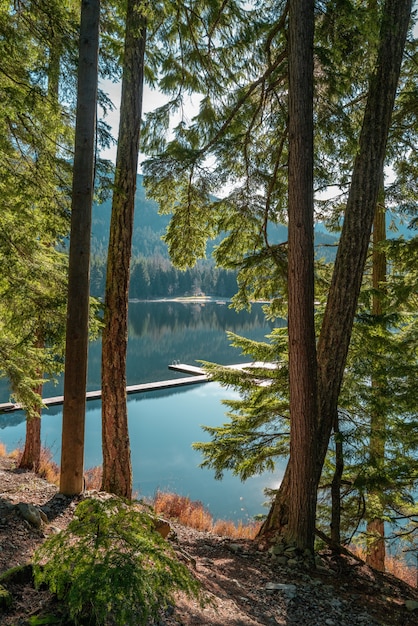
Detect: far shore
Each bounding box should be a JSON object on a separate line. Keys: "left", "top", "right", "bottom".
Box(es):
{"left": 129, "top": 296, "right": 270, "bottom": 304}
{"left": 129, "top": 296, "right": 231, "bottom": 304}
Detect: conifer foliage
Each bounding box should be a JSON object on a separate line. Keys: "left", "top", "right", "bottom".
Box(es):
{"left": 143, "top": 0, "right": 416, "bottom": 553}
{"left": 33, "top": 497, "right": 201, "bottom": 625}
{"left": 1, "top": 0, "right": 417, "bottom": 567}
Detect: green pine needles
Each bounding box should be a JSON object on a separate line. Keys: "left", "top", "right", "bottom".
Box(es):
{"left": 33, "top": 497, "right": 201, "bottom": 625}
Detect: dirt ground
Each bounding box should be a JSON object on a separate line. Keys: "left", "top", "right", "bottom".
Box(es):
{"left": 1, "top": 455, "right": 418, "bottom": 625}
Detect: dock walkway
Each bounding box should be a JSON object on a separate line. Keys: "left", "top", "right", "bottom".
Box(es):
{"left": 0, "top": 362, "right": 273, "bottom": 414}
{"left": 0, "top": 370, "right": 208, "bottom": 414}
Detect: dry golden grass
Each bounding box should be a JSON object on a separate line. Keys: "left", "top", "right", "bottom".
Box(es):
{"left": 153, "top": 491, "right": 261, "bottom": 539}
{"left": 38, "top": 447, "right": 60, "bottom": 485}
{"left": 84, "top": 465, "right": 103, "bottom": 490}
{"left": 386, "top": 554, "right": 416, "bottom": 587}
{"left": 351, "top": 545, "right": 416, "bottom": 587}
{"left": 0, "top": 441, "right": 102, "bottom": 490}
{"left": 8, "top": 447, "right": 20, "bottom": 462}
{"left": 212, "top": 518, "right": 261, "bottom": 540}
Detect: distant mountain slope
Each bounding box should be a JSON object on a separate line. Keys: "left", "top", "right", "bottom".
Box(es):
{"left": 91, "top": 174, "right": 340, "bottom": 261}
{"left": 92, "top": 175, "right": 170, "bottom": 258}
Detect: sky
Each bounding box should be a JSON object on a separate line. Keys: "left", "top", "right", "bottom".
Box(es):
{"left": 99, "top": 80, "right": 198, "bottom": 171}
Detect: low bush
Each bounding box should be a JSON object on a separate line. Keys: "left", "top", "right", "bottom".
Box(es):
{"left": 33, "top": 497, "right": 201, "bottom": 625}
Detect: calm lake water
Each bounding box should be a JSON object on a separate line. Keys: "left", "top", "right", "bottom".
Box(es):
{"left": 0, "top": 301, "right": 285, "bottom": 522}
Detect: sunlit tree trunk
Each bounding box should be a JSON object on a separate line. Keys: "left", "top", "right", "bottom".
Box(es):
{"left": 101, "top": 0, "right": 146, "bottom": 498}
{"left": 315, "top": 0, "right": 411, "bottom": 498}
{"left": 286, "top": 0, "right": 318, "bottom": 552}
{"left": 60, "top": 0, "right": 100, "bottom": 495}
{"left": 19, "top": 374, "right": 42, "bottom": 471}
{"left": 259, "top": 0, "right": 412, "bottom": 550}
{"left": 257, "top": 0, "right": 317, "bottom": 552}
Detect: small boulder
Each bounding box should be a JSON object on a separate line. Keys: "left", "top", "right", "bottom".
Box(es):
{"left": 265, "top": 582, "right": 297, "bottom": 599}
{"left": 16, "top": 502, "right": 45, "bottom": 528}
{"left": 153, "top": 518, "right": 171, "bottom": 539}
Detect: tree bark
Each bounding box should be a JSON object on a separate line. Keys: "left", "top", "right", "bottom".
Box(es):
{"left": 19, "top": 383, "right": 42, "bottom": 472}
{"left": 256, "top": 464, "right": 291, "bottom": 543}
{"left": 259, "top": 0, "right": 412, "bottom": 549}
{"left": 101, "top": 0, "right": 146, "bottom": 498}
{"left": 285, "top": 0, "right": 318, "bottom": 552}
{"left": 316, "top": 0, "right": 411, "bottom": 485}
{"left": 60, "top": 0, "right": 100, "bottom": 495}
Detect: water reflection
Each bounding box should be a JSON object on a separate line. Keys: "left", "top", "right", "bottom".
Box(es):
{"left": 0, "top": 301, "right": 285, "bottom": 521}
{"left": 0, "top": 383, "right": 282, "bottom": 521}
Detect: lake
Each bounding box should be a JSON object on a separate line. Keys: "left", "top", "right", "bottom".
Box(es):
{"left": 0, "top": 300, "right": 285, "bottom": 522}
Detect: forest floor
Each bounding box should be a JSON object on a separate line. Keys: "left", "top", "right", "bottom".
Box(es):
{"left": 1, "top": 455, "right": 418, "bottom": 626}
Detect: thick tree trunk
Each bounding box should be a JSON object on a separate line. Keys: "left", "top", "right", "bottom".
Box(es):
{"left": 316, "top": 0, "right": 411, "bottom": 487}
{"left": 60, "top": 0, "right": 100, "bottom": 495}
{"left": 101, "top": 0, "right": 146, "bottom": 498}
{"left": 285, "top": 0, "right": 318, "bottom": 553}
{"left": 259, "top": 0, "right": 412, "bottom": 548}
{"left": 256, "top": 464, "right": 291, "bottom": 543}
{"left": 257, "top": 0, "right": 318, "bottom": 552}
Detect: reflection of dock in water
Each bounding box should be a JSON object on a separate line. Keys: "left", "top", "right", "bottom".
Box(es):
{"left": 0, "top": 362, "right": 272, "bottom": 414}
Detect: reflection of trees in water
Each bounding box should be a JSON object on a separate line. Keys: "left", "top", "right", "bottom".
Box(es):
{"left": 0, "top": 302, "right": 284, "bottom": 416}
{"left": 125, "top": 302, "right": 284, "bottom": 385}
{"left": 129, "top": 302, "right": 279, "bottom": 338}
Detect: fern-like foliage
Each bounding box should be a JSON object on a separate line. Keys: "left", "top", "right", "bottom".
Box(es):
{"left": 33, "top": 497, "right": 201, "bottom": 625}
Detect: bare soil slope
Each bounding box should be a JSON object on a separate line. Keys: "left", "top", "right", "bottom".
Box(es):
{"left": 1, "top": 456, "right": 417, "bottom": 625}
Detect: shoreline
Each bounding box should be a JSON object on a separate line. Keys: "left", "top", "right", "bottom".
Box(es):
{"left": 129, "top": 296, "right": 231, "bottom": 303}
{"left": 129, "top": 296, "right": 270, "bottom": 304}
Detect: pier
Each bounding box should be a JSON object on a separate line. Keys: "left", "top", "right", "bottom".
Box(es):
{"left": 0, "top": 362, "right": 274, "bottom": 414}
{"left": 0, "top": 371, "right": 208, "bottom": 414}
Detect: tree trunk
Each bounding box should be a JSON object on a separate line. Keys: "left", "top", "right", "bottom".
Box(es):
{"left": 257, "top": 0, "right": 318, "bottom": 552}
{"left": 101, "top": 0, "right": 146, "bottom": 498}
{"left": 256, "top": 464, "right": 291, "bottom": 544}
{"left": 366, "top": 198, "right": 387, "bottom": 571}
{"left": 316, "top": 0, "right": 411, "bottom": 488}
{"left": 259, "top": 0, "right": 412, "bottom": 548}
{"left": 60, "top": 0, "right": 100, "bottom": 495}
{"left": 285, "top": 0, "right": 318, "bottom": 553}
{"left": 19, "top": 383, "right": 42, "bottom": 472}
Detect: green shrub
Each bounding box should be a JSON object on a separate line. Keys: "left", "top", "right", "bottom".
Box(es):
{"left": 33, "top": 497, "right": 201, "bottom": 625}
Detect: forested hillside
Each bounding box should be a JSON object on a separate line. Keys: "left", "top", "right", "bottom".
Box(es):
{"left": 90, "top": 174, "right": 339, "bottom": 298}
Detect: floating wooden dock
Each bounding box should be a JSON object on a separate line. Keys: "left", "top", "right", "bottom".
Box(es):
{"left": 0, "top": 362, "right": 274, "bottom": 414}
{"left": 0, "top": 372, "right": 208, "bottom": 414}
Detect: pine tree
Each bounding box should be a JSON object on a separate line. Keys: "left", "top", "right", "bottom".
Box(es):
{"left": 142, "top": 0, "right": 414, "bottom": 550}
{"left": 0, "top": 1, "right": 74, "bottom": 466}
